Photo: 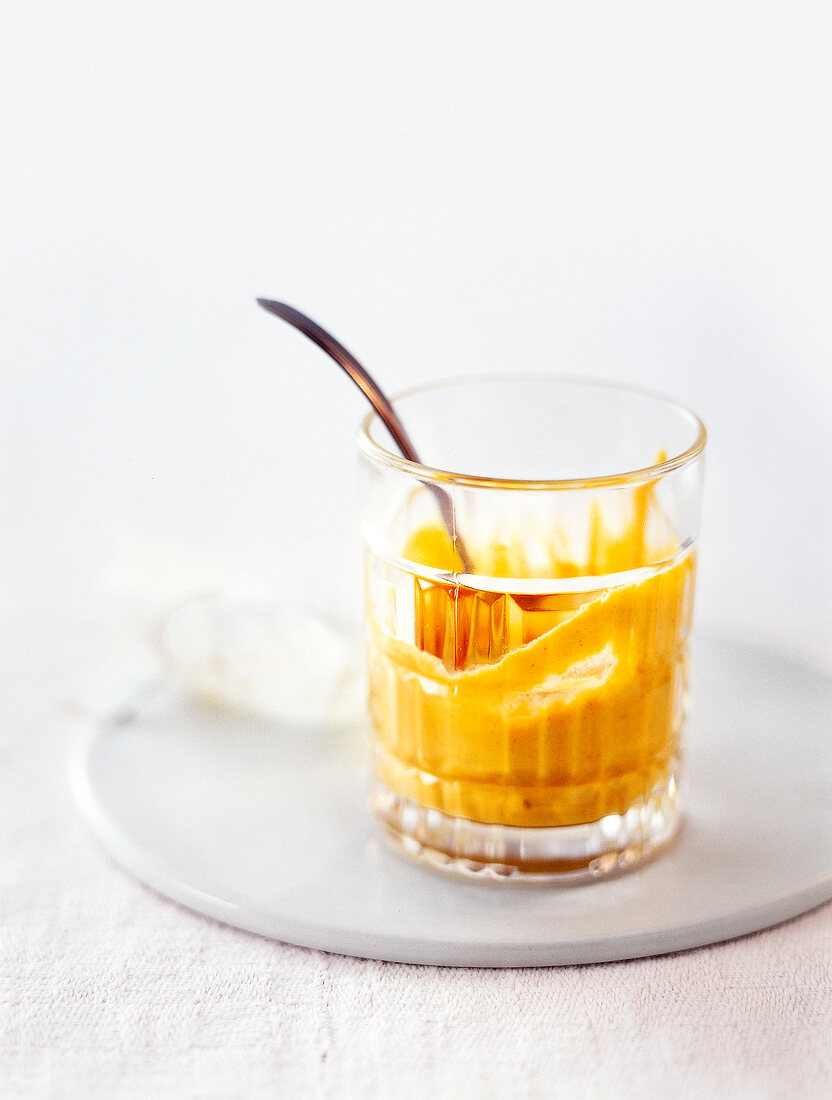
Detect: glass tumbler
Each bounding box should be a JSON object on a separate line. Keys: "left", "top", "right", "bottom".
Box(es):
{"left": 358, "top": 376, "right": 706, "bottom": 879}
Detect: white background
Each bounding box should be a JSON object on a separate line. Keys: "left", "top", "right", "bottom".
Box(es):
{"left": 2, "top": 2, "right": 831, "bottom": 670}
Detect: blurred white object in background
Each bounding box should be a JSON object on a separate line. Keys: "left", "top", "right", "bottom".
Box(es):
{"left": 161, "top": 596, "right": 365, "bottom": 728}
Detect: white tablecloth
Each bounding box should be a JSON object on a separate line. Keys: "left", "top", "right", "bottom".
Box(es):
{"left": 2, "top": 605, "right": 830, "bottom": 1099}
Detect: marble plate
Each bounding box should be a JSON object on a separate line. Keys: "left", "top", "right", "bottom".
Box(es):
{"left": 72, "top": 634, "right": 832, "bottom": 967}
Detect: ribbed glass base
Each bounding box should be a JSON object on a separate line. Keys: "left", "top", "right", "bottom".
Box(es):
{"left": 371, "top": 771, "right": 681, "bottom": 881}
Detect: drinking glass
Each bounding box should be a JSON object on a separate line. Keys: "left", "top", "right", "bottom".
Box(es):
{"left": 358, "top": 376, "right": 706, "bottom": 879}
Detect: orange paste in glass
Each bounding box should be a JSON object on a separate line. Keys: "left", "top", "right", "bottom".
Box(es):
{"left": 368, "top": 482, "right": 695, "bottom": 829}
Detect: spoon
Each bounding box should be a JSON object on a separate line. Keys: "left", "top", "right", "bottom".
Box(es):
{"left": 257, "top": 299, "right": 472, "bottom": 573}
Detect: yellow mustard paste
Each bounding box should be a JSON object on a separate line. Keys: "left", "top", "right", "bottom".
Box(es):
{"left": 367, "top": 477, "right": 695, "bottom": 829}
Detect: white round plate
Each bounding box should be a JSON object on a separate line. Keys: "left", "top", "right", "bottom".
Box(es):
{"left": 72, "top": 634, "right": 832, "bottom": 967}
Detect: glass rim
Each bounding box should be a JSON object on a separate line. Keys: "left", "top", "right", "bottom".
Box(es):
{"left": 357, "top": 373, "right": 707, "bottom": 491}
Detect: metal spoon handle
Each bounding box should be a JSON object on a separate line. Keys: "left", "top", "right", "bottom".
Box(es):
{"left": 257, "top": 298, "right": 471, "bottom": 573}
{"left": 257, "top": 299, "right": 421, "bottom": 462}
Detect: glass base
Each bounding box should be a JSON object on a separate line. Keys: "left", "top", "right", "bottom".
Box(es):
{"left": 371, "top": 772, "right": 681, "bottom": 882}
